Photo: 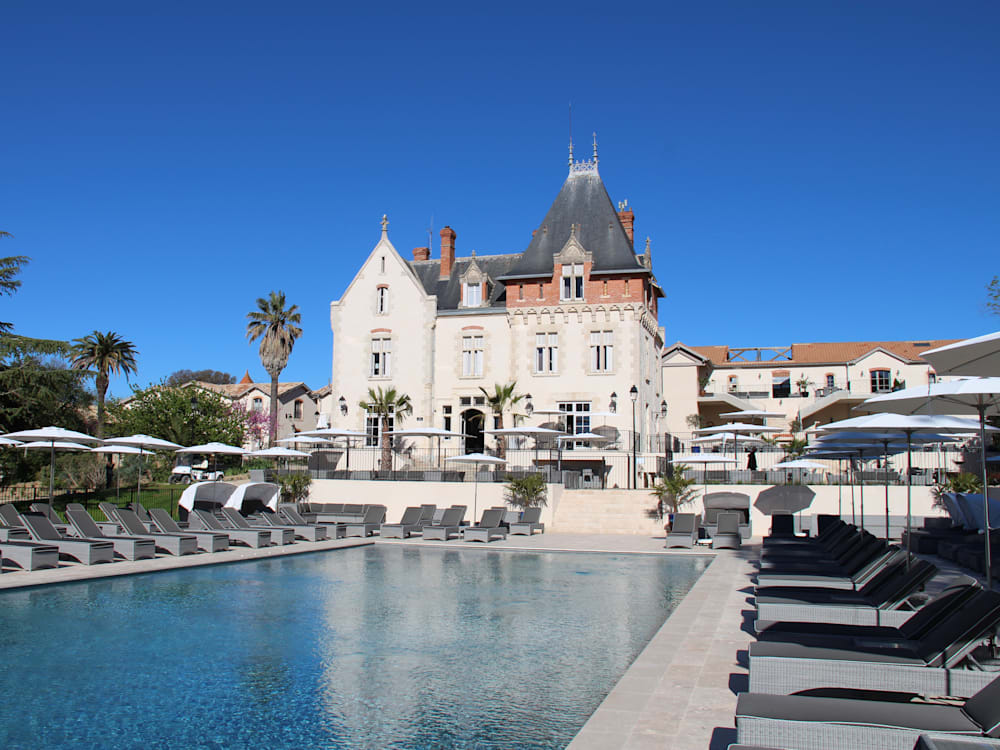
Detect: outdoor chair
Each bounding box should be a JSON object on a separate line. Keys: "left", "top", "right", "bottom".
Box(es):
{"left": 710, "top": 511, "right": 742, "bottom": 549}
{"left": 187, "top": 509, "right": 270, "bottom": 548}
{"left": 278, "top": 505, "right": 342, "bottom": 536}
{"left": 111, "top": 508, "right": 199, "bottom": 556}
{"left": 416, "top": 504, "right": 437, "bottom": 527}
{"left": 735, "top": 672, "right": 1000, "bottom": 749}
{"left": 20, "top": 511, "right": 115, "bottom": 565}
{"left": 219, "top": 508, "right": 294, "bottom": 545}
{"left": 29, "top": 503, "right": 70, "bottom": 533}
{"left": 422, "top": 507, "right": 466, "bottom": 541}
{"left": 65, "top": 508, "right": 157, "bottom": 561}
{"left": 147, "top": 508, "right": 229, "bottom": 552}
{"left": 257, "top": 511, "right": 327, "bottom": 541}
{"left": 749, "top": 589, "right": 1000, "bottom": 698}
{"left": 461, "top": 508, "right": 507, "bottom": 543}
{"left": 343, "top": 505, "right": 387, "bottom": 537}
{"left": 509, "top": 507, "right": 545, "bottom": 535}
{"left": 0, "top": 539, "right": 60, "bottom": 570}
{"left": 0, "top": 503, "right": 25, "bottom": 528}
{"left": 756, "top": 544, "right": 902, "bottom": 591}
{"left": 380, "top": 506, "right": 424, "bottom": 539}
{"left": 665, "top": 513, "right": 700, "bottom": 548}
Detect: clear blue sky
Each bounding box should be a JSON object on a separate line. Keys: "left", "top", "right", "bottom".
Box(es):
{"left": 3, "top": 1, "right": 998, "bottom": 400}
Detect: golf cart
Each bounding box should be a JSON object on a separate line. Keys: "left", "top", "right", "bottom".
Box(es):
{"left": 169, "top": 458, "right": 224, "bottom": 484}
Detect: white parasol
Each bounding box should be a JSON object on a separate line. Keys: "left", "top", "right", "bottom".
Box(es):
{"left": 4, "top": 426, "right": 101, "bottom": 501}
{"left": 921, "top": 331, "right": 1000, "bottom": 378}
{"left": 444, "top": 452, "right": 506, "bottom": 520}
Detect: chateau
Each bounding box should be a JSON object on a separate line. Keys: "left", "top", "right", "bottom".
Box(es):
{"left": 329, "top": 143, "right": 665, "bottom": 453}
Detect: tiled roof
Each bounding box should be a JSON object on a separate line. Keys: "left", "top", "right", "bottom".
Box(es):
{"left": 686, "top": 340, "right": 960, "bottom": 368}
{"left": 193, "top": 381, "right": 310, "bottom": 399}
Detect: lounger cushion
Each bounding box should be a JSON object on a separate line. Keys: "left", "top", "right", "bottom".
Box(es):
{"left": 736, "top": 693, "right": 981, "bottom": 734}
{"left": 750, "top": 641, "right": 925, "bottom": 666}
{"left": 962, "top": 675, "right": 1000, "bottom": 737}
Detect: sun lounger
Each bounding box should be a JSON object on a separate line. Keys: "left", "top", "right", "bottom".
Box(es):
{"left": 757, "top": 545, "right": 903, "bottom": 591}
{"left": 665, "top": 513, "right": 700, "bottom": 548}
{"left": 422, "top": 507, "right": 466, "bottom": 540}
{"left": 342, "top": 505, "right": 387, "bottom": 537}
{"left": 380, "top": 507, "right": 424, "bottom": 539}
{"left": 461, "top": 508, "right": 508, "bottom": 543}
{"left": 65, "top": 508, "right": 157, "bottom": 561}
{"left": 509, "top": 507, "right": 545, "bottom": 535}
{"left": 711, "top": 511, "right": 742, "bottom": 549}
{"left": 20, "top": 511, "right": 115, "bottom": 565}
{"left": 256, "top": 511, "right": 327, "bottom": 541}
{"left": 416, "top": 504, "right": 437, "bottom": 527}
{"left": 736, "top": 672, "right": 1000, "bottom": 749}
{"left": 0, "top": 503, "right": 25, "bottom": 528}
{"left": 147, "top": 508, "right": 229, "bottom": 552}
{"left": 749, "top": 589, "right": 1000, "bottom": 698}
{"left": 29, "top": 503, "right": 71, "bottom": 533}
{"left": 110, "top": 508, "right": 199, "bottom": 556}
{"left": 218, "top": 507, "right": 294, "bottom": 545}
{"left": 187, "top": 509, "right": 271, "bottom": 548}
{"left": 0, "top": 539, "right": 60, "bottom": 570}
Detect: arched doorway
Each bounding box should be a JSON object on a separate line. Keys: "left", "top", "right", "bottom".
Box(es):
{"left": 461, "top": 408, "right": 485, "bottom": 454}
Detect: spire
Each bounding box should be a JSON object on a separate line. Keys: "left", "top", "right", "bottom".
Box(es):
{"left": 567, "top": 130, "right": 599, "bottom": 177}
{"left": 592, "top": 132, "right": 599, "bottom": 166}
{"left": 239, "top": 370, "right": 253, "bottom": 385}
{"left": 380, "top": 214, "right": 389, "bottom": 236}
{"left": 643, "top": 237, "right": 652, "bottom": 269}
{"left": 568, "top": 137, "right": 574, "bottom": 167}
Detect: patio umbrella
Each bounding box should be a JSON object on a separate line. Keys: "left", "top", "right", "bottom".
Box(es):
{"left": 0, "top": 437, "right": 22, "bottom": 447}
{"left": 19, "top": 440, "right": 92, "bottom": 502}
{"left": 444, "top": 452, "right": 506, "bottom": 521}
{"left": 859, "top": 378, "right": 1000, "bottom": 587}
{"left": 176, "top": 442, "right": 245, "bottom": 483}
{"left": 277, "top": 435, "right": 333, "bottom": 446}
{"left": 388, "top": 427, "right": 467, "bottom": 468}
{"left": 816, "top": 413, "right": 986, "bottom": 563}
{"left": 720, "top": 410, "right": 784, "bottom": 422}
{"left": 248, "top": 445, "right": 310, "bottom": 474}
{"left": 4, "top": 426, "right": 101, "bottom": 501}
{"left": 921, "top": 331, "right": 1000, "bottom": 378}
{"left": 694, "top": 421, "right": 783, "bottom": 461}
{"left": 104, "top": 434, "right": 182, "bottom": 506}
{"left": 298, "top": 428, "right": 367, "bottom": 471}
{"left": 754, "top": 484, "right": 816, "bottom": 516}
{"left": 89, "top": 444, "right": 153, "bottom": 500}
{"left": 669, "top": 453, "right": 737, "bottom": 500}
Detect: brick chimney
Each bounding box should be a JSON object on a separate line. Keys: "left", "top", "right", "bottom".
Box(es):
{"left": 440, "top": 226, "right": 456, "bottom": 279}
{"left": 617, "top": 202, "right": 635, "bottom": 244}
{"left": 413, "top": 246, "right": 430, "bottom": 261}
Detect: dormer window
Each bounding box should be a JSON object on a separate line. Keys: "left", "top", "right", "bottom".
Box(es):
{"left": 561, "top": 263, "right": 584, "bottom": 301}
{"left": 464, "top": 282, "right": 482, "bottom": 307}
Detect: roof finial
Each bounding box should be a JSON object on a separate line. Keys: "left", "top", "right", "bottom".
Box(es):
{"left": 592, "top": 132, "right": 599, "bottom": 165}
{"left": 380, "top": 214, "right": 389, "bottom": 235}
{"left": 568, "top": 137, "right": 574, "bottom": 167}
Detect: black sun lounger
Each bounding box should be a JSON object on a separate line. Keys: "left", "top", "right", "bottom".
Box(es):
{"left": 66, "top": 508, "right": 157, "bottom": 561}
{"left": 147, "top": 508, "right": 229, "bottom": 552}
{"left": 20, "top": 511, "right": 115, "bottom": 565}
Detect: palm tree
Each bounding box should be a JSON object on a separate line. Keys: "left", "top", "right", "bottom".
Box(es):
{"left": 479, "top": 382, "right": 523, "bottom": 459}
{"left": 359, "top": 386, "right": 412, "bottom": 473}
{"left": 649, "top": 464, "right": 698, "bottom": 521}
{"left": 245, "top": 291, "right": 302, "bottom": 446}
{"left": 69, "top": 331, "right": 139, "bottom": 438}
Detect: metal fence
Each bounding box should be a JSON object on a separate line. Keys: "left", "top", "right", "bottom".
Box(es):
{"left": 0, "top": 486, "right": 184, "bottom": 519}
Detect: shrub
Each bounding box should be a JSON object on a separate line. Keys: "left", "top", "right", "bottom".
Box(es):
{"left": 277, "top": 472, "right": 312, "bottom": 503}
{"left": 649, "top": 464, "right": 698, "bottom": 520}
{"left": 504, "top": 473, "right": 547, "bottom": 509}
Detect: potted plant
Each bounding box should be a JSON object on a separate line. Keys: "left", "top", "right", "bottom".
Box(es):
{"left": 698, "top": 375, "right": 712, "bottom": 396}
{"left": 504, "top": 473, "right": 548, "bottom": 509}
{"left": 648, "top": 464, "right": 698, "bottom": 530}
{"left": 795, "top": 376, "right": 812, "bottom": 397}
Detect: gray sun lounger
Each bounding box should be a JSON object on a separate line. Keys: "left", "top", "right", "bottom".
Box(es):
{"left": 279, "top": 506, "right": 344, "bottom": 538}
{"left": 736, "top": 672, "right": 1000, "bottom": 749}
{"left": 20, "top": 511, "right": 115, "bottom": 565}
{"left": 416, "top": 504, "right": 437, "bottom": 527}
{"left": 29, "top": 503, "right": 71, "bottom": 533}
{"left": 257, "top": 511, "right": 327, "bottom": 541}
{"left": 666, "top": 513, "right": 700, "bottom": 548}
{"left": 147, "top": 508, "right": 229, "bottom": 552}
{"left": 710, "top": 511, "right": 742, "bottom": 549}
{"left": 509, "top": 507, "right": 545, "bottom": 535}
{"left": 0, "top": 503, "right": 26, "bottom": 528}
{"left": 65, "top": 508, "right": 157, "bottom": 561}
{"left": 380, "top": 507, "right": 424, "bottom": 539}
{"left": 342, "top": 505, "right": 387, "bottom": 538}
{"left": 111, "top": 508, "right": 199, "bottom": 556}
{"left": 749, "top": 589, "right": 1000, "bottom": 699}
{"left": 219, "top": 508, "right": 294, "bottom": 545}
{"left": 0, "top": 539, "right": 60, "bottom": 570}
{"left": 422, "top": 507, "right": 466, "bottom": 540}
{"left": 188, "top": 509, "right": 271, "bottom": 548}
{"left": 461, "top": 508, "right": 507, "bottom": 543}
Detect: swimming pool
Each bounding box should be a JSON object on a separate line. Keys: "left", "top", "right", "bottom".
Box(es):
{"left": 0, "top": 546, "right": 708, "bottom": 749}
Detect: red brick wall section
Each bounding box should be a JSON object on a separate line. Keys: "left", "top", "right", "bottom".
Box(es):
{"left": 413, "top": 247, "right": 430, "bottom": 261}
{"left": 618, "top": 208, "right": 634, "bottom": 244}
{"left": 504, "top": 263, "right": 648, "bottom": 308}
{"left": 440, "top": 226, "right": 456, "bottom": 279}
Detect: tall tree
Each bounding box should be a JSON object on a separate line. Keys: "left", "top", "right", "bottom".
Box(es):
{"left": 165, "top": 368, "right": 236, "bottom": 386}
{"left": 359, "top": 386, "right": 412, "bottom": 473}
{"left": 245, "top": 290, "right": 302, "bottom": 447}
{"left": 0, "top": 232, "right": 29, "bottom": 333}
{"left": 69, "top": 331, "right": 139, "bottom": 438}
{"left": 479, "top": 381, "right": 523, "bottom": 459}
{"left": 988, "top": 275, "right": 999, "bottom": 317}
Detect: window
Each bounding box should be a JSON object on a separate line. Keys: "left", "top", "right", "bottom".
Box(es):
{"left": 728, "top": 375, "right": 739, "bottom": 393}
{"left": 376, "top": 287, "right": 388, "bottom": 315}
{"left": 559, "top": 402, "right": 591, "bottom": 449}
{"left": 293, "top": 400, "right": 303, "bottom": 420}
{"left": 252, "top": 397, "right": 263, "bottom": 413}
{"left": 561, "top": 263, "right": 584, "bottom": 300}
{"left": 518, "top": 283, "right": 524, "bottom": 301}
{"left": 772, "top": 371, "right": 791, "bottom": 398}
{"left": 365, "top": 408, "right": 393, "bottom": 447}
{"left": 474, "top": 396, "right": 485, "bottom": 406}
{"left": 537, "top": 283, "right": 543, "bottom": 299}
{"left": 870, "top": 369, "right": 891, "bottom": 393}
{"left": 460, "top": 396, "right": 472, "bottom": 406}
{"left": 928, "top": 371, "right": 938, "bottom": 384}
{"left": 462, "top": 335, "right": 484, "bottom": 377}
{"left": 602, "top": 280, "right": 608, "bottom": 296}
{"left": 464, "top": 282, "right": 482, "bottom": 307}
{"left": 825, "top": 373, "right": 835, "bottom": 389}
{"left": 380, "top": 256, "right": 385, "bottom": 273}
{"left": 442, "top": 405, "right": 452, "bottom": 432}
{"left": 370, "top": 337, "right": 391, "bottom": 377}
{"left": 535, "top": 333, "right": 558, "bottom": 373}
{"left": 590, "top": 330, "right": 613, "bottom": 372}
{"left": 624, "top": 279, "right": 630, "bottom": 296}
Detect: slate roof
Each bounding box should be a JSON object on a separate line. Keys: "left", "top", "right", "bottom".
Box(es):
{"left": 501, "top": 170, "right": 647, "bottom": 280}
{"left": 410, "top": 254, "right": 520, "bottom": 311}
{"left": 686, "top": 340, "right": 960, "bottom": 368}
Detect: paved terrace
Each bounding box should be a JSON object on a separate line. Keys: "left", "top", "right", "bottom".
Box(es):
{"left": 1, "top": 532, "right": 757, "bottom": 749}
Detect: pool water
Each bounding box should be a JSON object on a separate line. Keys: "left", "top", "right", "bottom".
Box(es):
{"left": 0, "top": 547, "right": 708, "bottom": 749}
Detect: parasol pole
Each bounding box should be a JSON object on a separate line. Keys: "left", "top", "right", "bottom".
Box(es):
{"left": 976, "top": 403, "right": 992, "bottom": 590}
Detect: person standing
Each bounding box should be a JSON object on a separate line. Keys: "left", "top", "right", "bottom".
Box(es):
{"left": 747, "top": 447, "right": 758, "bottom": 471}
